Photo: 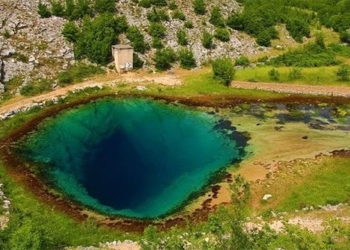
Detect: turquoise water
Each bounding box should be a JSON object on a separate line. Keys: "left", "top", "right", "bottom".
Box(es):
{"left": 20, "top": 99, "right": 244, "bottom": 218}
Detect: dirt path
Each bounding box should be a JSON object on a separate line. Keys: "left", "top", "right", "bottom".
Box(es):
{"left": 2, "top": 74, "right": 350, "bottom": 117}
{"left": 0, "top": 72, "right": 181, "bottom": 118}
{"left": 231, "top": 81, "right": 350, "bottom": 97}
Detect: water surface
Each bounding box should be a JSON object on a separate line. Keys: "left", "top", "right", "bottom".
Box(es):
{"left": 20, "top": 99, "right": 245, "bottom": 218}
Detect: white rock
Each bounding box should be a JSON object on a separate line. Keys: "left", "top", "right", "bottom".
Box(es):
{"left": 262, "top": 194, "right": 272, "bottom": 201}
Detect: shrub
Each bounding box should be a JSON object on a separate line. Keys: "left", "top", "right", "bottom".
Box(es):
{"left": 151, "top": 37, "right": 164, "bottom": 49}
{"left": 212, "top": 57, "right": 235, "bottom": 85}
{"left": 58, "top": 64, "right": 105, "bottom": 86}
{"left": 286, "top": 18, "right": 310, "bottom": 43}
{"left": 335, "top": 65, "right": 350, "bottom": 81}
{"left": 169, "top": 1, "right": 177, "bottom": 10}
{"left": 268, "top": 43, "right": 340, "bottom": 67}
{"left": 147, "top": 8, "right": 169, "bottom": 22}
{"left": 176, "top": 29, "right": 188, "bottom": 46}
{"left": 172, "top": 10, "right": 186, "bottom": 20}
{"left": 38, "top": 1, "right": 52, "bottom": 18}
{"left": 202, "top": 31, "right": 213, "bottom": 49}
{"left": 340, "top": 29, "right": 350, "bottom": 45}
{"left": 154, "top": 47, "right": 177, "bottom": 70}
{"left": 184, "top": 21, "right": 194, "bottom": 29}
{"left": 256, "top": 30, "right": 272, "bottom": 47}
{"left": 178, "top": 49, "right": 196, "bottom": 69}
{"left": 148, "top": 22, "right": 166, "bottom": 38}
{"left": 20, "top": 78, "right": 52, "bottom": 96}
{"left": 139, "top": 0, "right": 152, "bottom": 8}
{"left": 288, "top": 67, "right": 302, "bottom": 80}
{"left": 235, "top": 56, "right": 250, "bottom": 67}
{"left": 94, "top": 0, "right": 116, "bottom": 14}
{"left": 226, "top": 14, "right": 244, "bottom": 31}
{"left": 71, "top": 0, "right": 92, "bottom": 19}
{"left": 150, "top": 0, "right": 167, "bottom": 7}
{"left": 268, "top": 68, "right": 280, "bottom": 81}
{"left": 209, "top": 7, "right": 225, "bottom": 27}
{"left": 193, "top": 0, "right": 206, "bottom": 15}
{"left": 214, "top": 28, "right": 230, "bottom": 42}
{"left": 62, "top": 21, "right": 80, "bottom": 43}
{"left": 51, "top": 1, "right": 65, "bottom": 17}
{"left": 133, "top": 53, "right": 144, "bottom": 69}
{"left": 126, "top": 26, "right": 147, "bottom": 53}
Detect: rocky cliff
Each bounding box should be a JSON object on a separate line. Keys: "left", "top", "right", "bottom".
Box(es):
{"left": 0, "top": 0, "right": 264, "bottom": 92}
{"left": 0, "top": 0, "right": 74, "bottom": 92}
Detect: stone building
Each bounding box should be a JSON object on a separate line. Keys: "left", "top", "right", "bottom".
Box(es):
{"left": 112, "top": 45, "right": 133, "bottom": 73}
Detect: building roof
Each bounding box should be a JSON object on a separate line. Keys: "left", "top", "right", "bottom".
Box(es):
{"left": 112, "top": 45, "right": 133, "bottom": 49}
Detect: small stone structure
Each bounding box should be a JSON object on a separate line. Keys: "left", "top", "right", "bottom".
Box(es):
{"left": 112, "top": 45, "right": 134, "bottom": 73}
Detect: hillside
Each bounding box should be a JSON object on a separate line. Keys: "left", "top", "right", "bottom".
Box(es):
{"left": 0, "top": 0, "right": 74, "bottom": 91}
{"left": 0, "top": 0, "right": 266, "bottom": 92}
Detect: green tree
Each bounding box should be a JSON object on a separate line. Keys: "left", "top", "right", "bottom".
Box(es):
{"left": 336, "top": 65, "right": 350, "bottom": 81}
{"left": 38, "top": 1, "right": 52, "bottom": 18}
{"left": 94, "top": 0, "right": 115, "bottom": 14}
{"left": 214, "top": 28, "right": 230, "bottom": 42}
{"left": 193, "top": 0, "right": 206, "bottom": 15}
{"left": 154, "top": 47, "right": 177, "bottom": 70}
{"left": 178, "top": 49, "right": 196, "bottom": 69}
{"left": 176, "top": 29, "right": 188, "bottom": 45}
{"left": 126, "top": 26, "right": 147, "bottom": 53}
{"left": 62, "top": 21, "right": 80, "bottom": 43}
{"left": 212, "top": 57, "right": 235, "bottom": 85}
{"left": 148, "top": 22, "right": 166, "bottom": 38}
{"left": 268, "top": 68, "right": 280, "bottom": 81}
{"left": 74, "top": 14, "right": 127, "bottom": 64}
{"left": 209, "top": 6, "right": 225, "bottom": 27}
{"left": 51, "top": 1, "right": 65, "bottom": 17}
{"left": 202, "top": 31, "right": 213, "bottom": 49}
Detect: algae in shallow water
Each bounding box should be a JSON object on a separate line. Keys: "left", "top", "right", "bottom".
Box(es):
{"left": 20, "top": 99, "right": 244, "bottom": 218}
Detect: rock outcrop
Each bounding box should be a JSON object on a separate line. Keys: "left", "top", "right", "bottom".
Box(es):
{"left": 0, "top": 0, "right": 74, "bottom": 86}
{"left": 0, "top": 0, "right": 265, "bottom": 90}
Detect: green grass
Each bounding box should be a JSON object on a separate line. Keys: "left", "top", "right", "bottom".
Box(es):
{"left": 0, "top": 163, "right": 135, "bottom": 248}
{"left": 235, "top": 66, "right": 350, "bottom": 86}
{"left": 156, "top": 70, "right": 286, "bottom": 99}
{"left": 277, "top": 158, "right": 350, "bottom": 212}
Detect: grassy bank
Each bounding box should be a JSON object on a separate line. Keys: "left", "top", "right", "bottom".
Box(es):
{"left": 155, "top": 69, "right": 287, "bottom": 99}
{"left": 251, "top": 157, "right": 350, "bottom": 215}
{"left": 235, "top": 66, "right": 350, "bottom": 86}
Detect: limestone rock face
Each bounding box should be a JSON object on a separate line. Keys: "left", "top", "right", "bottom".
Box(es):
{"left": 0, "top": 0, "right": 73, "bottom": 84}
{"left": 118, "top": 0, "right": 264, "bottom": 66}
{"left": 0, "top": 0, "right": 264, "bottom": 87}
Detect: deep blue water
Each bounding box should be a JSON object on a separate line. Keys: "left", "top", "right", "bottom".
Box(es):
{"left": 20, "top": 99, "right": 245, "bottom": 218}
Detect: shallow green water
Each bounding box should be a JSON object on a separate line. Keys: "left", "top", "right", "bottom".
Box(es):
{"left": 20, "top": 98, "right": 245, "bottom": 218}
